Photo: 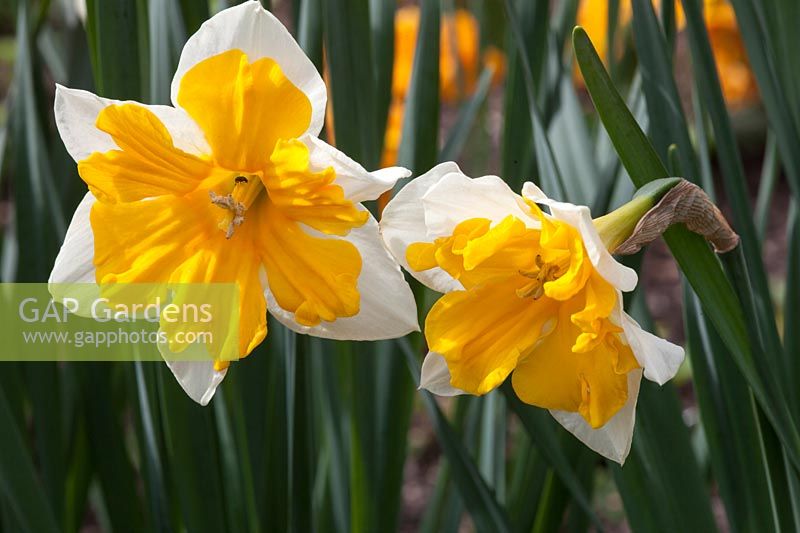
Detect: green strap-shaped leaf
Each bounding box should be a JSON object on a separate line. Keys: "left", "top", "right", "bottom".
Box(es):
{"left": 399, "top": 339, "right": 512, "bottom": 533}
{"left": 630, "top": 0, "right": 697, "bottom": 177}
{"left": 634, "top": 8, "right": 795, "bottom": 515}
{"left": 237, "top": 325, "right": 290, "bottom": 532}
{"left": 298, "top": 0, "right": 323, "bottom": 72}
{"left": 9, "top": 1, "right": 66, "bottom": 281}
{"left": 439, "top": 66, "right": 494, "bottom": 163}
{"left": 178, "top": 0, "right": 209, "bottom": 35}
{"left": 787, "top": 205, "right": 800, "bottom": 416}
{"left": 548, "top": 75, "right": 600, "bottom": 207}
{"left": 283, "top": 330, "right": 314, "bottom": 533}
{"left": 502, "top": 384, "right": 605, "bottom": 531}
{"left": 506, "top": 434, "right": 548, "bottom": 532}
{"left": 346, "top": 339, "right": 415, "bottom": 533}
{"left": 63, "top": 414, "right": 92, "bottom": 533}
{"left": 132, "top": 362, "right": 171, "bottom": 533}
{"left": 324, "top": 0, "right": 380, "bottom": 168}
{"left": 727, "top": 0, "right": 800, "bottom": 199}
{"left": 23, "top": 364, "right": 65, "bottom": 525}
{"left": 372, "top": 341, "right": 416, "bottom": 532}
{"left": 311, "top": 341, "right": 350, "bottom": 532}
{"left": 500, "top": 0, "right": 547, "bottom": 189}
{"left": 0, "top": 386, "right": 59, "bottom": 533}
{"left": 418, "top": 397, "right": 471, "bottom": 533}
{"left": 573, "top": 28, "right": 664, "bottom": 184}
{"left": 502, "top": 0, "right": 566, "bottom": 199}
{"left": 214, "top": 388, "right": 252, "bottom": 533}
{"left": 159, "top": 367, "right": 226, "bottom": 533}
{"left": 86, "top": 0, "right": 143, "bottom": 100}
{"left": 685, "top": 290, "right": 780, "bottom": 533}
{"left": 612, "top": 294, "right": 718, "bottom": 533}
{"left": 369, "top": 0, "right": 397, "bottom": 151}
{"left": 687, "top": 100, "right": 786, "bottom": 530}
{"left": 681, "top": 0, "right": 787, "bottom": 405}
{"left": 83, "top": 365, "right": 146, "bottom": 533}
{"left": 147, "top": 0, "right": 185, "bottom": 105}
{"left": 477, "top": 391, "right": 506, "bottom": 503}
{"left": 396, "top": 0, "right": 440, "bottom": 175}
{"left": 754, "top": 133, "right": 780, "bottom": 242}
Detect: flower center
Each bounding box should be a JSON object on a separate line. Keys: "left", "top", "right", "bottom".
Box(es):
{"left": 209, "top": 173, "right": 265, "bottom": 238}
{"left": 516, "top": 254, "right": 563, "bottom": 299}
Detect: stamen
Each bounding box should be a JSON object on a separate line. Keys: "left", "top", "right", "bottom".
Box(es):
{"left": 207, "top": 174, "right": 265, "bottom": 239}
{"left": 517, "top": 254, "right": 562, "bottom": 300}
{"left": 516, "top": 280, "right": 545, "bottom": 299}
{"left": 209, "top": 191, "right": 246, "bottom": 239}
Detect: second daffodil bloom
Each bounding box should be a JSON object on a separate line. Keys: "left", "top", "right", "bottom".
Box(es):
{"left": 49, "top": 1, "right": 418, "bottom": 404}
{"left": 380, "top": 163, "right": 685, "bottom": 463}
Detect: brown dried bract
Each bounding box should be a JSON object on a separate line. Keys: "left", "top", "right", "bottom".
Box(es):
{"left": 613, "top": 180, "right": 740, "bottom": 255}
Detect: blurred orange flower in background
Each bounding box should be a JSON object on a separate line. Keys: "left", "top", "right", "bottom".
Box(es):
{"left": 703, "top": 0, "right": 758, "bottom": 107}
{"left": 381, "top": 6, "right": 505, "bottom": 168}
{"left": 576, "top": 0, "right": 685, "bottom": 72}
{"left": 392, "top": 6, "right": 478, "bottom": 103}
{"left": 576, "top": 0, "right": 758, "bottom": 109}
{"left": 576, "top": 1, "right": 629, "bottom": 69}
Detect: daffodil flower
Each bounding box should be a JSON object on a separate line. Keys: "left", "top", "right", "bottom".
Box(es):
{"left": 380, "top": 163, "right": 685, "bottom": 463}
{"left": 49, "top": 1, "right": 418, "bottom": 404}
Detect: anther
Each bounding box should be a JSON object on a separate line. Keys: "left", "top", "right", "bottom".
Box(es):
{"left": 235, "top": 175, "right": 248, "bottom": 184}
{"left": 518, "top": 255, "right": 562, "bottom": 300}
{"left": 209, "top": 191, "right": 246, "bottom": 239}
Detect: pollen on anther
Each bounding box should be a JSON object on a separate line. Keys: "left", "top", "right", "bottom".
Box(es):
{"left": 209, "top": 190, "right": 246, "bottom": 239}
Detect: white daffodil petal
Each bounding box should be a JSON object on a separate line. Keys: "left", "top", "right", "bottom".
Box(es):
{"left": 54, "top": 85, "right": 210, "bottom": 161}
{"left": 622, "top": 312, "right": 685, "bottom": 385}
{"left": 164, "top": 359, "right": 227, "bottom": 406}
{"left": 48, "top": 192, "right": 102, "bottom": 316}
{"left": 521, "top": 182, "right": 638, "bottom": 292}
{"left": 420, "top": 352, "right": 466, "bottom": 396}
{"left": 550, "top": 369, "right": 642, "bottom": 464}
{"left": 423, "top": 173, "right": 538, "bottom": 237}
{"left": 266, "top": 212, "right": 419, "bottom": 340}
{"left": 380, "top": 162, "right": 465, "bottom": 293}
{"left": 50, "top": 191, "right": 95, "bottom": 285}
{"left": 300, "top": 134, "right": 410, "bottom": 202}
{"left": 171, "top": 1, "right": 326, "bottom": 137}
{"left": 160, "top": 335, "right": 227, "bottom": 405}
{"left": 54, "top": 86, "right": 116, "bottom": 160}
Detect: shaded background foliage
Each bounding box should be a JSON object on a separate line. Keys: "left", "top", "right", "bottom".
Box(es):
{"left": 0, "top": 0, "right": 797, "bottom": 531}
